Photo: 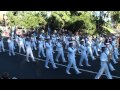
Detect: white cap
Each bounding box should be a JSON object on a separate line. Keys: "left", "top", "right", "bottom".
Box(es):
{"left": 69, "top": 41, "right": 73, "bottom": 44}
{"left": 54, "top": 30, "right": 57, "bottom": 33}
{"left": 105, "top": 43, "right": 109, "bottom": 45}
{"left": 41, "top": 30, "right": 44, "bottom": 33}
{"left": 57, "top": 37, "right": 60, "bottom": 39}
{"left": 72, "top": 37, "right": 75, "bottom": 40}
{"left": 81, "top": 39, "right": 84, "bottom": 41}
{"left": 46, "top": 36, "right": 50, "bottom": 39}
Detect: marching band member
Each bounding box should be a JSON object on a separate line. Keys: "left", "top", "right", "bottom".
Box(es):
{"left": 92, "top": 38, "right": 99, "bottom": 56}
{"left": 7, "top": 37, "right": 15, "bottom": 56}
{"left": 113, "top": 45, "right": 119, "bottom": 61}
{"left": 97, "top": 38, "right": 104, "bottom": 52}
{"left": 0, "top": 36, "right": 5, "bottom": 52}
{"left": 86, "top": 37, "right": 95, "bottom": 60}
{"left": 38, "top": 37, "right": 46, "bottom": 58}
{"left": 14, "top": 34, "right": 19, "bottom": 47}
{"left": 65, "top": 35, "right": 70, "bottom": 49}
{"left": 112, "top": 38, "right": 120, "bottom": 57}
{"left": 23, "top": 35, "right": 26, "bottom": 46}
{"left": 79, "top": 39, "right": 91, "bottom": 67}
{"left": 95, "top": 47, "right": 112, "bottom": 79}
{"left": 50, "top": 35, "right": 55, "bottom": 53}
{"left": 75, "top": 33, "right": 80, "bottom": 45}
{"left": 39, "top": 31, "right": 46, "bottom": 41}
{"left": 112, "top": 39, "right": 116, "bottom": 46}
{"left": 71, "top": 36, "right": 77, "bottom": 48}
{"left": 109, "top": 42, "right": 118, "bottom": 64}
{"left": 66, "top": 42, "right": 81, "bottom": 74}
{"left": 25, "top": 37, "right": 35, "bottom": 62}
{"left": 45, "top": 37, "right": 58, "bottom": 69}
{"left": 51, "top": 34, "right": 57, "bottom": 46}
{"left": 11, "top": 31, "right": 15, "bottom": 39}
{"left": 105, "top": 43, "right": 115, "bottom": 71}
{"left": 55, "top": 38, "right": 67, "bottom": 63}
{"left": 18, "top": 35, "right": 26, "bottom": 53}
{"left": 31, "top": 35, "right": 37, "bottom": 50}
{"left": 62, "top": 33, "right": 66, "bottom": 44}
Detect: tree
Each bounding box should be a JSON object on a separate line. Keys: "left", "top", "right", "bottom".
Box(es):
{"left": 6, "top": 11, "right": 99, "bottom": 35}
{"left": 109, "top": 11, "right": 120, "bottom": 28}
{"left": 6, "top": 11, "right": 47, "bottom": 30}
{"left": 66, "top": 12, "right": 96, "bottom": 35}
{"left": 70, "top": 11, "right": 82, "bottom": 16}
{"left": 48, "top": 12, "right": 64, "bottom": 31}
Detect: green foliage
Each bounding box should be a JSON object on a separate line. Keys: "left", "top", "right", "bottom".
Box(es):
{"left": 66, "top": 12, "right": 96, "bottom": 35}
{"left": 102, "top": 26, "right": 115, "bottom": 33}
{"left": 109, "top": 11, "right": 120, "bottom": 28}
{"left": 48, "top": 12, "right": 65, "bottom": 30}
{"left": 67, "top": 16, "right": 85, "bottom": 32}
{"left": 110, "top": 11, "right": 120, "bottom": 22}
{"left": 79, "top": 12, "right": 96, "bottom": 34}
{"left": 6, "top": 11, "right": 47, "bottom": 29}
{"left": 6, "top": 11, "right": 102, "bottom": 35}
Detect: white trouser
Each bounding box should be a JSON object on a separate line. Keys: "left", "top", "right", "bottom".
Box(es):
{"left": 66, "top": 58, "right": 80, "bottom": 73}
{"left": 19, "top": 43, "right": 25, "bottom": 53}
{"left": 15, "top": 39, "right": 19, "bottom": 47}
{"left": 114, "top": 52, "right": 119, "bottom": 60}
{"left": 55, "top": 50, "right": 65, "bottom": 62}
{"left": 95, "top": 61, "right": 112, "bottom": 79}
{"left": 87, "top": 48, "right": 94, "bottom": 60}
{"left": 93, "top": 46, "right": 99, "bottom": 56}
{"left": 112, "top": 54, "right": 118, "bottom": 64}
{"left": 31, "top": 42, "right": 36, "bottom": 50}
{"left": 80, "top": 53, "right": 89, "bottom": 65}
{"left": 108, "top": 62, "right": 115, "bottom": 71}
{"left": 76, "top": 40, "right": 79, "bottom": 47}
{"left": 45, "top": 52, "right": 56, "bottom": 68}
{"left": 38, "top": 46, "right": 46, "bottom": 57}
{"left": 65, "top": 41, "right": 69, "bottom": 49}
{"left": 9, "top": 45, "right": 15, "bottom": 56}
{"left": 0, "top": 42, "right": 5, "bottom": 52}
{"left": 26, "top": 47, "right": 34, "bottom": 61}
{"left": 52, "top": 40, "right": 56, "bottom": 46}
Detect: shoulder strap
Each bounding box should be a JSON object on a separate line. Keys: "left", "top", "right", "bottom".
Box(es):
{"left": 104, "top": 52, "right": 108, "bottom": 56}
